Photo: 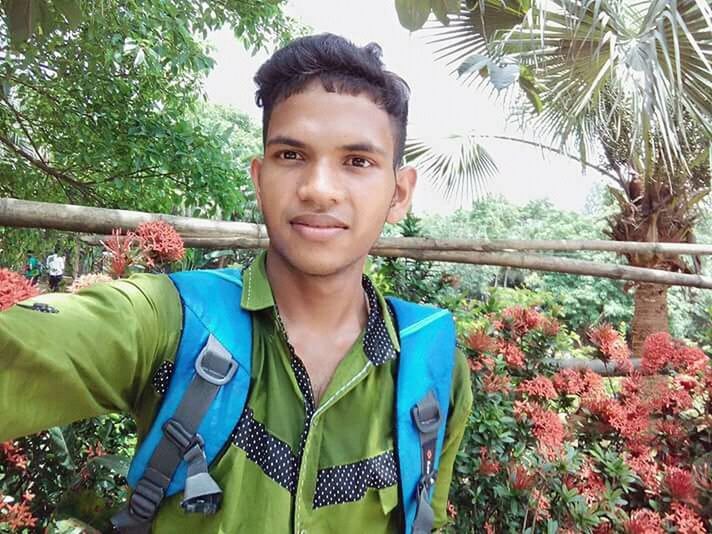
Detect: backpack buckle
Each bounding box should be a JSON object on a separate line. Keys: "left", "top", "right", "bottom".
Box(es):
{"left": 195, "top": 334, "right": 238, "bottom": 385}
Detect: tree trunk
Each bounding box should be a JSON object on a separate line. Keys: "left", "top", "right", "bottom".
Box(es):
{"left": 630, "top": 283, "right": 669, "bottom": 356}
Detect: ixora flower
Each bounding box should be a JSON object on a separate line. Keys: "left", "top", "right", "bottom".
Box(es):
{"left": 641, "top": 332, "right": 676, "bottom": 374}
{"left": 101, "top": 228, "right": 138, "bottom": 278}
{"left": 135, "top": 220, "right": 185, "bottom": 267}
{"left": 465, "top": 329, "right": 495, "bottom": 353}
{"left": 497, "top": 340, "right": 526, "bottom": 369}
{"left": 517, "top": 376, "right": 557, "bottom": 400}
{"left": 478, "top": 447, "right": 501, "bottom": 476}
{"left": 664, "top": 502, "right": 706, "bottom": 534}
{"left": 664, "top": 466, "right": 698, "bottom": 505}
{"left": 0, "top": 269, "right": 39, "bottom": 311}
{"left": 624, "top": 509, "right": 664, "bottom": 534}
{"left": 501, "top": 306, "right": 542, "bottom": 337}
{"left": 589, "top": 323, "right": 631, "bottom": 370}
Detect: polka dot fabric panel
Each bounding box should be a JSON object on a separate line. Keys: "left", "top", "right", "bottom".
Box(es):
{"left": 312, "top": 450, "right": 398, "bottom": 508}
{"left": 151, "top": 360, "right": 174, "bottom": 396}
{"left": 230, "top": 407, "right": 299, "bottom": 493}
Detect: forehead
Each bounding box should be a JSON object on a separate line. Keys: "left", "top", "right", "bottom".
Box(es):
{"left": 267, "top": 83, "right": 395, "bottom": 155}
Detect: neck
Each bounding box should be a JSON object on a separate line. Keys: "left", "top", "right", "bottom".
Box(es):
{"left": 265, "top": 249, "right": 367, "bottom": 333}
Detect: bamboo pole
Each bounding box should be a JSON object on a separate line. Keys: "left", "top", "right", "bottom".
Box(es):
{"left": 0, "top": 197, "right": 266, "bottom": 238}
{"left": 4, "top": 198, "right": 712, "bottom": 289}
{"left": 546, "top": 358, "right": 640, "bottom": 377}
{"left": 4, "top": 198, "right": 712, "bottom": 255}
{"left": 80, "top": 235, "right": 712, "bottom": 289}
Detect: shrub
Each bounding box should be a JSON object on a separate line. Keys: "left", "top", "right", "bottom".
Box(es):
{"left": 445, "top": 305, "right": 711, "bottom": 533}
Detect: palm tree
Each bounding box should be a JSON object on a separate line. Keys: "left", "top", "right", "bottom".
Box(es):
{"left": 397, "top": 0, "right": 712, "bottom": 354}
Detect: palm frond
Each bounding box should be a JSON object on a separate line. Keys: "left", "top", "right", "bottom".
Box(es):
{"left": 405, "top": 133, "right": 498, "bottom": 199}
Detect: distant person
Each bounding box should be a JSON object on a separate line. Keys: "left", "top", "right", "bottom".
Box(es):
{"left": 46, "top": 250, "right": 66, "bottom": 292}
{"left": 23, "top": 250, "right": 40, "bottom": 286}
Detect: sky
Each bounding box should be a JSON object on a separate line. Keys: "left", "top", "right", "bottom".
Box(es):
{"left": 204, "top": 0, "right": 608, "bottom": 215}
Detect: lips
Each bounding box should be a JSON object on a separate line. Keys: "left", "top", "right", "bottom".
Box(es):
{"left": 289, "top": 213, "right": 349, "bottom": 241}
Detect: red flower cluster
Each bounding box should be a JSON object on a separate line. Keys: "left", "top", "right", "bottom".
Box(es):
{"left": 102, "top": 228, "right": 137, "bottom": 278}
{"left": 501, "top": 306, "right": 542, "bottom": 337}
{"left": 0, "top": 498, "right": 37, "bottom": 531}
{"left": 465, "top": 330, "right": 495, "bottom": 353}
{"left": 478, "top": 447, "right": 501, "bottom": 476}
{"left": 625, "top": 509, "right": 664, "bottom": 534}
{"left": 640, "top": 332, "right": 706, "bottom": 375}
{"left": 0, "top": 441, "right": 28, "bottom": 471}
{"left": 589, "top": 323, "right": 631, "bottom": 370}
{"left": 0, "top": 269, "right": 39, "bottom": 311}
{"left": 664, "top": 503, "right": 706, "bottom": 534}
{"left": 515, "top": 402, "right": 565, "bottom": 457}
{"left": 497, "top": 340, "right": 525, "bottom": 369}
{"left": 136, "top": 220, "right": 185, "bottom": 267}
{"left": 509, "top": 463, "right": 536, "bottom": 491}
{"left": 483, "top": 373, "right": 511, "bottom": 393}
{"left": 551, "top": 368, "right": 604, "bottom": 398}
{"left": 664, "top": 466, "right": 698, "bottom": 505}
{"left": 517, "top": 376, "right": 557, "bottom": 400}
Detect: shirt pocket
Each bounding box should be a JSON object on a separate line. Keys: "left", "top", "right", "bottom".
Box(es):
{"left": 378, "top": 484, "right": 399, "bottom": 515}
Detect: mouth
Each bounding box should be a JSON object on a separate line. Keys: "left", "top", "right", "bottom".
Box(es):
{"left": 289, "top": 214, "right": 349, "bottom": 241}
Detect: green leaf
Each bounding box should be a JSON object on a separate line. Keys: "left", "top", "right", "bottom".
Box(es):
{"left": 47, "top": 426, "right": 76, "bottom": 470}
{"left": 395, "top": 0, "right": 431, "bottom": 31}
{"left": 55, "top": 0, "right": 83, "bottom": 28}
{"left": 431, "top": 0, "right": 460, "bottom": 25}
{"left": 518, "top": 65, "right": 543, "bottom": 113}
{"left": 88, "top": 454, "right": 131, "bottom": 476}
{"left": 458, "top": 54, "right": 490, "bottom": 77}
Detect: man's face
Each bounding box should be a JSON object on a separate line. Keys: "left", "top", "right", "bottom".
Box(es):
{"left": 251, "top": 82, "right": 416, "bottom": 277}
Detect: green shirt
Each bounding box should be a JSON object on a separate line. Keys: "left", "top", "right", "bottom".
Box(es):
{"left": 0, "top": 252, "right": 472, "bottom": 533}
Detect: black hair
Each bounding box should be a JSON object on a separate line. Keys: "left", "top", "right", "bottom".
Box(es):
{"left": 254, "top": 33, "right": 410, "bottom": 167}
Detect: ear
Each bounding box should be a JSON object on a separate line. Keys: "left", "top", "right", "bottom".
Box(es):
{"left": 249, "top": 157, "right": 264, "bottom": 211}
{"left": 386, "top": 165, "right": 417, "bottom": 224}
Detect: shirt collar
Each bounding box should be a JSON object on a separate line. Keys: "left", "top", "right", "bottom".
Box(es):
{"left": 241, "top": 250, "right": 400, "bottom": 363}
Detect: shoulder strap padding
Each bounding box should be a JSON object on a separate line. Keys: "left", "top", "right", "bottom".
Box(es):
{"left": 387, "top": 297, "right": 457, "bottom": 534}
{"left": 127, "top": 268, "right": 252, "bottom": 497}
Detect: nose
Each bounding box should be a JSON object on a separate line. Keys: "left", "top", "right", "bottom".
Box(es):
{"left": 297, "top": 160, "right": 347, "bottom": 206}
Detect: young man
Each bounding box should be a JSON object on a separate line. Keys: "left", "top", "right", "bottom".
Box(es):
{"left": 46, "top": 249, "right": 66, "bottom": 292}
{"left": 0, "top": 34, "right": 472, "bottom": 533}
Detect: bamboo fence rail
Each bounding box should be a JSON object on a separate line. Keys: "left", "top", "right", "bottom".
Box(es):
{"left": 3, "top": 197, "right": 712, "bottom": 289}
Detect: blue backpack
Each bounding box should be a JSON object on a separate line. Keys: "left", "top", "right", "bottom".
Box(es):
{"left": 112, "top": 268, "right": 456, "bottom": 534}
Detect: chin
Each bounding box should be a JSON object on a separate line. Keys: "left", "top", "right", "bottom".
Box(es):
{"left": 273, "top": 241, "right": 365, "bottom": 278}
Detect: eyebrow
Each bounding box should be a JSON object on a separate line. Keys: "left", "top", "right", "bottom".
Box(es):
{"left": 340, "top": 142, "right": 388, "bottom": 158}
{"left": 266, "top": 135, "right": 307, "bottom": 149}
{"left": 266, "top": 136, "right": 387, "bottom": 158}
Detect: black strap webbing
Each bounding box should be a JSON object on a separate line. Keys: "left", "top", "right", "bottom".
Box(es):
{"left": 111, "top": 335, "right": 237, "bottom": 533}
{"left": 411, "top": 391, "right": 441, "bottom": 534}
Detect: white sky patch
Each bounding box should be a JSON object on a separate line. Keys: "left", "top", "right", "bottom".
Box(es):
{"left": 203, "top": 0, "right": 608, "bottom": 215}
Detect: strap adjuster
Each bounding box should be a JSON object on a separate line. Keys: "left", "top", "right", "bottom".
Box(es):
{"left": 195, "top": 335, "right": 238, "bottom": 385}
{"left": 162, "top": 419, "right": 202, "bottom": 452}
{"left": 411, "top": 393, "right": 441, "bottom": 435}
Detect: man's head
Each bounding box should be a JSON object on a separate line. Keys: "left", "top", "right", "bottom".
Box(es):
{"left": 255, "top": 33, "right": 410, "bottom": 168}
{"left": 250, "top": 34, "right": 417, "bottom": 278}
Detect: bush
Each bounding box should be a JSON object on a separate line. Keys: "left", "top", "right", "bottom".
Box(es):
{"left": 445, "top": 306, "right": 711, "bottom": 533}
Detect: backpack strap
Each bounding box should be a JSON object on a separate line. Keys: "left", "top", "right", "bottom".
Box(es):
{"left": 388, "top": 297, "right": 456, "bottom": 534}
{"left": 112, "top": 269, "right": 252, "bottom": 533}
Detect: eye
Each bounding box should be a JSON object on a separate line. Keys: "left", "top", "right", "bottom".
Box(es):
{"left": 347, "top": 156, "right": 372, "bottom": 168}
{"left": 278, "top": 150, "right": 303, "bottom": 161}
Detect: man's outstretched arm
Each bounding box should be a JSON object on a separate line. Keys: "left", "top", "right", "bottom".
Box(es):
{"left": 0, "top": 274, "right": 182, "bottom": 442}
